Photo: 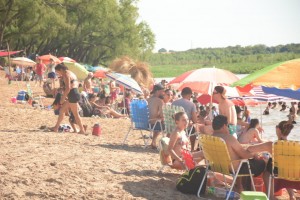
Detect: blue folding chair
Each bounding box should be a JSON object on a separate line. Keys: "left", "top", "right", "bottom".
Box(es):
{"left": 123, "top": 99, "right": 162, "bottom": 148}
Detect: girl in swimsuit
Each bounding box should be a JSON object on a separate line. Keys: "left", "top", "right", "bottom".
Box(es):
{"left": 167, "top": 111, "right": 204, "bottom": 170}
{"left": 51, "top": 64, "right": 86, "bottom": 135}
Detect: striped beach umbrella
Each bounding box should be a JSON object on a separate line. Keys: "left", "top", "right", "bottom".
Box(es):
{"left": 105, "top": 72, "right": 143, "bottom": 94}
{"left": 232, "top": 59, "right": 300, "bottom": 90}
{"left": 168, "top": 67, "right": 239, "bottom": 95}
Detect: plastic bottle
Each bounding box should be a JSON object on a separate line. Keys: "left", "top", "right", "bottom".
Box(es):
{"left": 92, "top": 123, "right": 101, "bottom": 136}
{"left": 207, "top": 187, "right": 240, "bottom": 199}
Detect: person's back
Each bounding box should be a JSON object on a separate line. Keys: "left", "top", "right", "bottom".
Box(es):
{"left": 172, "top": 98, "right": 195, "bottom": 120}
{"left": 147, "top": 95, "right": 163, "bottom": 124}
{"left": 238, "top": 128, "right": 259, "bottom": 144}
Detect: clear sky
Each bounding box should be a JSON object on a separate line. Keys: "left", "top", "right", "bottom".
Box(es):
{"left": 137, "top": 0, "right": 300, "bottom": 51}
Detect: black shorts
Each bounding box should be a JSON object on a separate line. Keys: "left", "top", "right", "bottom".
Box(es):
{"left": 48, "top": 72, "right": 56, "bottom": 79}
{"left": 239, "top": 158, "right": 266, "bottom": 177}
{"left": 68, "top": 88, "right": 80, "bottom": 103}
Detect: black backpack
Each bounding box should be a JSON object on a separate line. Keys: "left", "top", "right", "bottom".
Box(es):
{"left": 176, "top": 166, "right": 207, "bottom": 195}
{"left": 79, "top": 95, "right": 93, "bottom": 117}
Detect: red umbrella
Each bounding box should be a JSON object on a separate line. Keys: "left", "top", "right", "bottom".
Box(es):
{"left": 169, "top": 67, "right": 239, "bottom": 94}
{"left": 197, "top": 94, "right": 218, "bottom": 105}
{"left": 38, "top": 54, "right": 61, "bottom": 65}
{"left": 58, "top": 57, "right": 76, "bottom": 63}
{"left": 93, "top": 69, "right": 107, "bottom": 78}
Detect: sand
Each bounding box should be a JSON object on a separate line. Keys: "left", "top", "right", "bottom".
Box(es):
{"left": 0, "top": 71, "right": 298, "bottom": 200}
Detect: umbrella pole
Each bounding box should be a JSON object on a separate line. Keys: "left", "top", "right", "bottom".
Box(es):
{"left": 6, "top": 42, "right": 11, "bottom": 82}
{"left": 260, "top": 103, "right": 263, "bottom": 139}
{"left": 123, "top": 91, "right": 126, "bottom": 115}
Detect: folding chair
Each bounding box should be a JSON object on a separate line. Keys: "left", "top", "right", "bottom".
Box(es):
{"left": 197, "top": 135, "right": 256, "bottom": 200}
{"left": 267, "top": 140, "right": 300, "bottom": 198}
{"left": 123, "top": 99, "right": 162, "bottom": 148}
{"left": 162, "top": 104, "right": 185, "bottom": 135}
{"left": 26, "top": 83, "right": 45, "bottom": 108}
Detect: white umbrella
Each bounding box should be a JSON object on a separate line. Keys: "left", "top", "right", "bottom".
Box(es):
{"left": 11, "top": 57, "right": 36, "bottom": 66}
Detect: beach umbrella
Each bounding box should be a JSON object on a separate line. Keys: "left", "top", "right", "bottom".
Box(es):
{"left": 59, "top": 57, "right": 76, "bottom": 63}
{"left": 168, "top": 67, "right": 240, "bottom": 94}
{"left": 93, "top": 68, "right": 108, "bottom": 78}
{"left": 11, "top": 57, "right": 36, "bottom": 66}
{"left": 262, "top": 86, "right": 300, "bottom": 101}
{"left": 232, "top": 58, "right": 300, "bottom": 90}
{"left": 0, "top": 50, "right": 22, "bottom": 57}
{"left": 105, "top": 72, "right": 143, "bottom": 94}
{"left": 64, "top": 62, "right": 89, "bottom": 80}
{"left": 38, "top": 54, "right": 61, "bottom": 65}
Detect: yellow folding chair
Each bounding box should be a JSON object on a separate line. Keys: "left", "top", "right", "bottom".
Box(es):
{"left": 267, "top": 140, "right": 300, "bottom": 198}
{"left": 197, "top": 135, "right": 256, "bottom": 200}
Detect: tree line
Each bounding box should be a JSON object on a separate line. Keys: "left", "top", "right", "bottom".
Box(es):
{"left": 0, "top": 0, "right": 155, "bottom": 66}
{"left": 150, "top": 44, "right": 300, "bottom": 73}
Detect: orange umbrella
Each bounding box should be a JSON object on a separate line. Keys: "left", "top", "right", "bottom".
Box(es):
{"left": 38, "top": 54, "right": 61, "bottom": 65}
{"left": 93, "top": 69, "right": 107, "bottom": 78}
{"left": 232, "top": 59, "right": 300, "bottom": 90}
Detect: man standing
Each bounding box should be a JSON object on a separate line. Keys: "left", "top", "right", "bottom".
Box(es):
{"left": 83, "top": 72, "right": 94, "bottom": 93}
{"left": 147, "top": 84, "right": 165, "bottom": 148}
{"left": 35, "top": 58, "right": 46, "bottom": 87}
{"left": 172, "top": 87, "right": 198, "bottom": 151}
{"left": 47, "top": 58, "right": 56, "bottom": 90}
{"left": 213, "top": 86, "right": 238, "bottom": 138}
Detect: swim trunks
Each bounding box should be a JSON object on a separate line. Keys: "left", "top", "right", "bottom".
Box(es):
{"left": 228, "top": 124, "right": 237, "bottom": 138}
{"left": 239, "top": 158, "right": 266, "bottom": 177}
{"left": 68, "top": 88, "right": 80, "bottom": 103}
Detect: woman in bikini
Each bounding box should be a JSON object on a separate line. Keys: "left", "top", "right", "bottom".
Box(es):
{"left": 51, "top": 64, "right": 86, "bottom": 135}
{"left": 238, "top": 118, "right": 263, "bottom": 144}
{"left": 167, "top": 112, "right": 204, "bottom": 169}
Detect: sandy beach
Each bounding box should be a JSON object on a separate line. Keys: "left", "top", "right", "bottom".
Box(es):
{"left": 0, "top": 71, "right": 298, "bottom": 200}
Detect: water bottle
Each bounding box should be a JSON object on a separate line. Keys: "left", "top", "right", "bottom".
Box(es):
{"left": 92, "top": 123, "right": 101, "bottom": 136}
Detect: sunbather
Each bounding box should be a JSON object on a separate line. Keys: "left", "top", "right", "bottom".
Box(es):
{"left": 238, "top": 119, "right": 263, "bottom": 144}
{"left": 89, "top": 94, "right": 126, "bottom": 118}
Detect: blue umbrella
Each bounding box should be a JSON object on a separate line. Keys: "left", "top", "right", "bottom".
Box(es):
{"left": 105, "top": 72, "right": 143, "bottom": 94}
{"left": 262, "top": 86, "right": 300, "bottom": 101}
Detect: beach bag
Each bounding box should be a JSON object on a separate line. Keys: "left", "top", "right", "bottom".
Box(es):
{"left": 79, "top": 95, "right": 93, "bottom": 117}
{"left": 176, "top": 166, "right": 207, "bottom": 195}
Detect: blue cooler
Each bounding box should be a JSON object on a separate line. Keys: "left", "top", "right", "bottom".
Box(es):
{"left": 17, "top": 91, "right": 26, "bottom": 101}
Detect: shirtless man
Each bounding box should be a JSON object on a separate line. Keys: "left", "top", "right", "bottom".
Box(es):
{"left": 213, "top": 86, "right": 238, "bottom": 138}
{"left": 212, "top": 115, "right": 271, "bottom": 193}
{"left": 83, "top": 72, "right": 93, "bottom": 93}
{"left": 147, "top": 84, "right": 165, "bottom": 148}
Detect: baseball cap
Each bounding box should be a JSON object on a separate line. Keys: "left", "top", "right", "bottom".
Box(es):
{"left": 151, "top": 84, "right": 164, "bottom": 94}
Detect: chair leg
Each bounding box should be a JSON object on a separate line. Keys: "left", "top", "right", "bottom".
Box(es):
{"left": 123, "top": 127, "right": 132, "bottom": 145}
{"left": 267, "top": 175, "right": 272, "bottom": 199}
{"left": 141, "top": 130, "right": 148, "bottom": 148}
{"left": 197, "top": 169, "right": 209, "bottom": 197}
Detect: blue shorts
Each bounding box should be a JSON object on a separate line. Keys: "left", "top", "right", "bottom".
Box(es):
{"left": 48, "top": 72, "right": 56, "bottom": 79}
{"left": 151, "top": 122, "right": 165, "bottom": 131}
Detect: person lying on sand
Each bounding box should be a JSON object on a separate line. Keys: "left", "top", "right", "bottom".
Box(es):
{"left": 89, "top": 94, "right": 126, "bottom": 118}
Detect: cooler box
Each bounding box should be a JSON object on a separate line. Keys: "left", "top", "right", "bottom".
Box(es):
{"left": 240, "top": 191, "right": 268, "bottom": 200}
{"left": 17, "top": 91, "right": 26, "bottom": 101}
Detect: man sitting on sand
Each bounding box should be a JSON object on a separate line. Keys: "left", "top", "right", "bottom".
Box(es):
{"left": 212, "top": 115, "right": 271, "bottom": 192}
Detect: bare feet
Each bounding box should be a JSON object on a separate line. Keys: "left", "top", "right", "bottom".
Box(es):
{"left": 49, "top": 127, "right": 59, "bottom": 132}
{"left": 83, "top": 125, "right": 88, "bottom": 132}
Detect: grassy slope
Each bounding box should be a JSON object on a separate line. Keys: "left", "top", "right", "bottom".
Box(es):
{"left": 150, "top": 62, "right": 272, "bottom": 78}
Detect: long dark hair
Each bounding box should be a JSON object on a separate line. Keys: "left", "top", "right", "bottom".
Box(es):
{"left": 55, "top": 63, "right": 68, "bottom": 71}
{"left": 278, "top": 121, "right": 294, "bottom": 136}
{"left": 247, "top": 119, "right": 259, "bottom": 131}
